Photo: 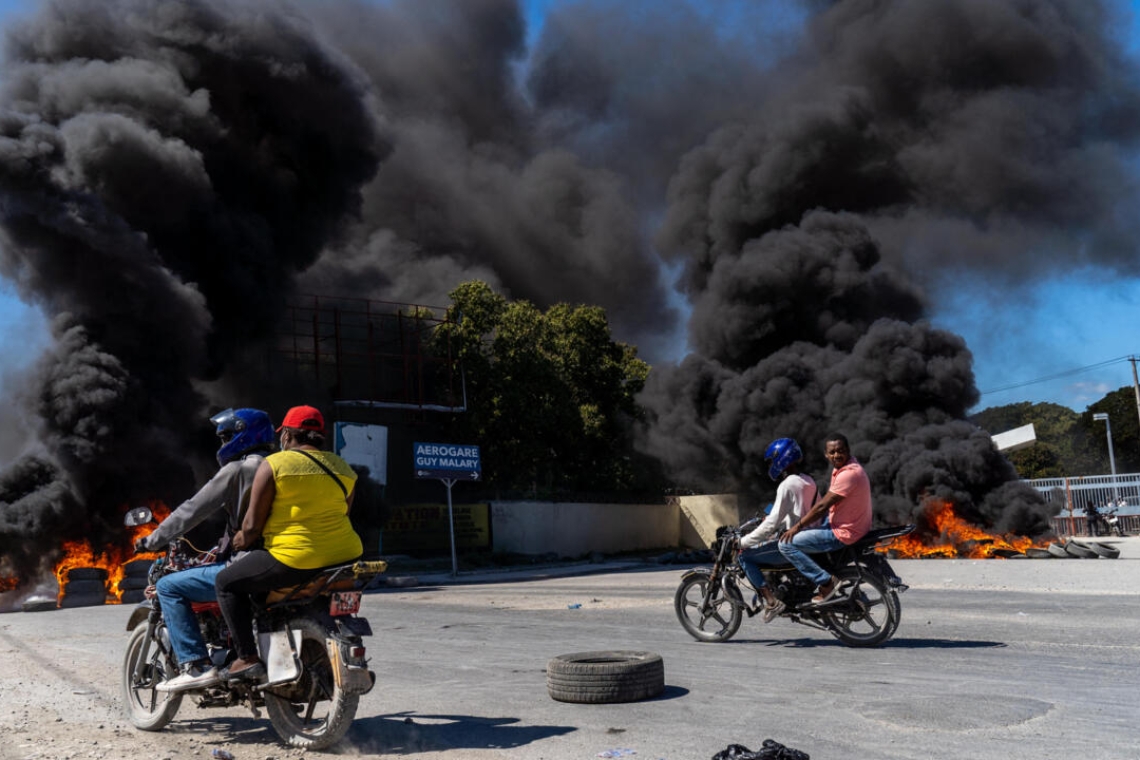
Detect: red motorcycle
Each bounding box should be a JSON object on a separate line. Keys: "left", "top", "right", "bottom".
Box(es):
{"left": 121, "top": 507, "right": 386, "bottom": 750}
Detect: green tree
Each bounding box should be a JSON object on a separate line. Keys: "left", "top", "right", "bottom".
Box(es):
{"left": 1086, "top": 387, "right": 1140, "bottom": 474}
{"left": 434, "top": 281, "right": 662, "bottom": 497}
{"left": 971, "top": 391, "right": 1140, "bottom": 479}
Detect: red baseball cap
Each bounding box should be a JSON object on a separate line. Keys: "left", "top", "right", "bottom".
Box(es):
{"left": 277, "top": 405, "right": 325, "bottom": 434}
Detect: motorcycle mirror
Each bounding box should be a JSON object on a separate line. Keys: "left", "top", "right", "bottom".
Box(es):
{"left": 124, "top": 506, "right": 154, "bottom": 527}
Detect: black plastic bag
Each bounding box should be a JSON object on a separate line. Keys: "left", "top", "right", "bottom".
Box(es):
{"left": 711, "top": 739, "right": 809, "bottom": 760}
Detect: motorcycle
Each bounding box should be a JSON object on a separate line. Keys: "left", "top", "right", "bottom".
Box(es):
{"left": 121, "top": 506, "right": 387, "bottom": 750}
{"left": 1104, "top": 507, "right": 1125, "bottom": 537}
{"left": 674, "top": 517, "right": 915, "bottom": 648}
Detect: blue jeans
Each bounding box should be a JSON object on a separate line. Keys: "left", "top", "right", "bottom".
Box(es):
{"left": 738, "top": 540, "right": 785, "bottom": 589}
{"left": 778, "top": 528, "right": 844, "bottom": 586}
{"left": 155, "top": 563, "right": 225, "bottom": 667}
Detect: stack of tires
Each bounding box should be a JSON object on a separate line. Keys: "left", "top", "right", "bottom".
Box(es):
{"left": 59, "top": 567, "right": 108, "bottom": 608}
{"left": 119, "top": 559, "right": 153, "bottom": 604}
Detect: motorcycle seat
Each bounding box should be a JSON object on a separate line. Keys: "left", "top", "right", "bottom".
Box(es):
{"left": 265, "top": 559, "right": 389, "bottom": 605}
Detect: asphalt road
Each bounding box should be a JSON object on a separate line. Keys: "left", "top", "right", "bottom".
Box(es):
{"left": 2, "top": 538, "right": 1139, "bottom": 760}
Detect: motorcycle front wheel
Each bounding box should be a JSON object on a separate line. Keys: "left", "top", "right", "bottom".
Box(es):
{"left": 822, "top": 566, "right": 900, "bottom": 648}
{"left": 122, "top": 622, "right": 182, "bottom": 731}
{"left": 263, "top": 617, "right": 359, "bottom": 750}
{"left": 674, "top": 570, "right": 743, "bottom": 642}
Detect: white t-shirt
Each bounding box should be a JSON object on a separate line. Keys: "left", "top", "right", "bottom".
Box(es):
{"left": 740, "top": 472, "right": 818, "bottom": 549}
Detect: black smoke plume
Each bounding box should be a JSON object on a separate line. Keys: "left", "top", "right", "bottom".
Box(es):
{"left": 639, "top": 0, "right": 1140, "bottom": 534}
{"left": 1, "top": 0, "right": 1138, "bottom": 590}
{"left": 0, "top": 0, "right": 383, "bottom": 587}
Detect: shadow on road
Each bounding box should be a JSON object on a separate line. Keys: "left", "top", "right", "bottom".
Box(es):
{"left": 344, "top": 712, "right": 576, "bottom": 753}
{"left": 715, "top": 636, "right": 1006, "bottom": 649}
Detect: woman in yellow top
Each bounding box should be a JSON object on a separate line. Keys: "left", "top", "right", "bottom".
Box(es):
{"left": 215, "top": 405, "right": 362, "bottom": 682}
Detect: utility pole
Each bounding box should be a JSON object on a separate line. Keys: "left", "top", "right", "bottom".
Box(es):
{"left": 1131, "top": 356, "right": 1140, "bottom": 433}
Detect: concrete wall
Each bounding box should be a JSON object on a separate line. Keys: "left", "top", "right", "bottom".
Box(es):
{"left": 489, "top": 493, "right": 743, "bottom": 557}
{"left": 674, "top": 493, "right": 741, "bottom": 549}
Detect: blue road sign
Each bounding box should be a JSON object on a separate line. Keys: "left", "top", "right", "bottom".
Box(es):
{"left": 413, "top": 442, "right": 481, "bottom": 481}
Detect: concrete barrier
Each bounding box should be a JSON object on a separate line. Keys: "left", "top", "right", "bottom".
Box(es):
{"left": 487, "top": 494, "right": 747, "bottom": 557}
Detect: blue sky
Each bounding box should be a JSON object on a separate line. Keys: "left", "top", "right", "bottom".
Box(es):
{"left": 0, "top": 0, "right": 1136, "bottom": 414}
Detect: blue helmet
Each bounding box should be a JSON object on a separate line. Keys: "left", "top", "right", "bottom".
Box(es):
{"left": 211, "top": 408, "right": 274, "bottom": 466}
{"left": 764, "top": 437, "right": 802, "bottom": 481}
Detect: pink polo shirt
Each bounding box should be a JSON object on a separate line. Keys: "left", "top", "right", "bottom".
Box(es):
{"left": 828, "top": 457, "right": 872, "bottom": 544}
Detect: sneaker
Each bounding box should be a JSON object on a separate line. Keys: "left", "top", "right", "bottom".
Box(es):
{"left": 156, "top": 663, "right": 220, "bottom": 693}
{"left": 761, "top": 598, "right": 786, "bottom": 624}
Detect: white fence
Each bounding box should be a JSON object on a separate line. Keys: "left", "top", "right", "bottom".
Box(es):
{"left": 1024, "top": 472, "right": 1140, "bottom": 512}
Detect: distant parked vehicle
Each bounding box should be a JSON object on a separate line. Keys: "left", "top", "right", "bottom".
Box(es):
{"left": 1104, "top": 508, "right": 1126, "bottom": 537}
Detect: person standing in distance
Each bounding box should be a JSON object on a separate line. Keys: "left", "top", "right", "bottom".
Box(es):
{"left": 778, "top": 433, "right": 872, "bottom": 604}
{"left": 738, "top": 437, "right": 818, "bottom": 622}
{"left": 133, "top": 408, "right": 275, "bottom": 692}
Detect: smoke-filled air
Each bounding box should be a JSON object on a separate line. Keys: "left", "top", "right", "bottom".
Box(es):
{"left": 1, "top": 0, "right": 1139, "bottom": 586}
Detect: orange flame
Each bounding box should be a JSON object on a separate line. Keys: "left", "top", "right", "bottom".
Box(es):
{"left": 886, "top": 500, "right": 1044, "bottom": 559}
{"left": 52, "top": 500, "right": 170, "bottom": 602}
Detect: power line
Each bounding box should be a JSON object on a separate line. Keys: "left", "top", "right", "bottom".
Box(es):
{"left": 979, "top": 355, "right": 1135, "bottom": 396}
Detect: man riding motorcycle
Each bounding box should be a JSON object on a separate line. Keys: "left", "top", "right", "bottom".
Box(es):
{"left": 133, "top": 408, "right": 274, "bottom": 692}
{"left": 778, "top": 432, "right": 873, "bottom": 604}
{"left": 737, "top": 437, "right": 817, "bottom": 622}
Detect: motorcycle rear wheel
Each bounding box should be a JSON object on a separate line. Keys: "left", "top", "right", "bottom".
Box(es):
{"left": 822, "top": 566, "right": 900, "bottom": 648}
{"left": 122, "top": 623, "right": 182, "bottom": 731}
{"left": 263, "top": 617, "right": 359, "bottom": 750}
{"left": 674, "top": 570, "right": 743, "bottom": 642}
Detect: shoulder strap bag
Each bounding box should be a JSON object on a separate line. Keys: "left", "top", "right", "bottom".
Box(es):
{"left": 294, "top": 449, "right": 348, "bottom": 497}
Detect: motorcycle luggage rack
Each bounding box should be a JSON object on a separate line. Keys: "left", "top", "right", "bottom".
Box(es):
{"left": 266, "top": 560, "right": 389, "bottom": 605}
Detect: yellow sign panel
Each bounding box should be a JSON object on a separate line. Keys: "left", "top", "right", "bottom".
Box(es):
{"left": 383, "top": 503, "right": 490, "bottom": 554}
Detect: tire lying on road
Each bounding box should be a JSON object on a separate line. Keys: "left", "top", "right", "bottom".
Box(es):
{"left": 1081, "top": 541, "right": 1121, "bottom": 559}
{"left": 22, "top": 597, "right": 58, "bottom": 612}
{"left": 1047, "top": 542, "right": 1072, "bottom": 558}
{"left": 1064, "top": 542, "right": 1099, "bottom": 559}
{"left": 546, "top": 651, "right": 665, "bottom": 704}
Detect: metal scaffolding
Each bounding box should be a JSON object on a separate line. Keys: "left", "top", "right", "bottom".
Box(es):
{"left": 276, "top": 295, "right": 464, "bottom": 411}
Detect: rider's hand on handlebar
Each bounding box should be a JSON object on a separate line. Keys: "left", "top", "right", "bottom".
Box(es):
{"left": 133, "top": 535, "right": 151, "bottom": 554}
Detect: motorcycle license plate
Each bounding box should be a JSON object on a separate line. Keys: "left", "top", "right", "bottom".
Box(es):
{"left": 330, "top": 591, "right": 361, "bottom": 616}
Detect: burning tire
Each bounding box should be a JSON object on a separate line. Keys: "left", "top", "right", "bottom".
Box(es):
{"left": 546, "top": 651, "right": 665, "bottom": 704}
{"left": 123, "top": 559, "right": 153, "bottom": 578}
{"left": 120, "top": 588, "right": 147, "bottom": 604}
{"left": 60, "top": 591, "right": 107, "bottom": 608}
{"left": 63, "top": 579, "right": 108, "bottom": 597}
{"left": 1024, "top": 548, "right": 1053, "bottom": 559}
{"left": 67, "top": 567, "right": 109, "bottom": 582}
{"left": 119, "top": 576, "right": 150, "bottom": 591}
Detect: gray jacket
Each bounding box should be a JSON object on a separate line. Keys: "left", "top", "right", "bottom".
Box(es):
{"left": 139, "top": 453, "right": 265, "bottom": 551}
